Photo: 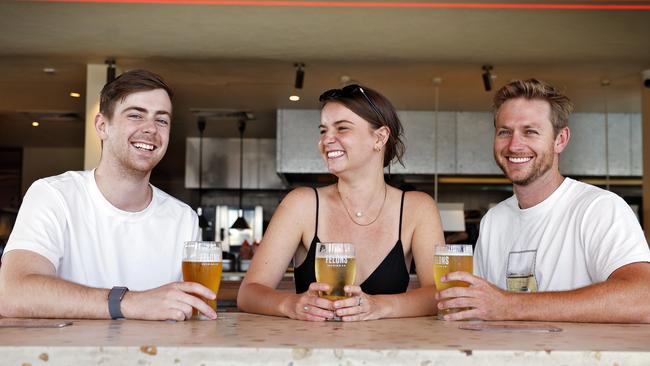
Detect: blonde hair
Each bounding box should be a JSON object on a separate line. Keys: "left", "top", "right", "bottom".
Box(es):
{"left": 493, "top": 79, "right": 574, "bottom": 136}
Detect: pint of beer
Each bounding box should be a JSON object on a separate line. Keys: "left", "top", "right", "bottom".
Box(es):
{"left": 315, "top": 242, "right": 356, "bottom": 301}
{"left": 433, "top": 244, "right": 473, "bottom": 320}
{"left": 182, "top": 241, "right": 222, "bottom": 319}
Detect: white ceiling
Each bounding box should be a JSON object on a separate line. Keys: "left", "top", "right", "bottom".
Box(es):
{"left": 1, "top": 0, "right": 649, "bottom": 176}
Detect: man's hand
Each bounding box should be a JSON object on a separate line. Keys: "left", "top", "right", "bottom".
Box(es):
{"left": 121, "top": 282, "right": 217, "bottom": 321}
{"left": 434, "top": 271, "right": 516, "bottom": 321}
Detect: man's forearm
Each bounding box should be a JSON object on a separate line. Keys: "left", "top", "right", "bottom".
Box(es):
{"left": 511, "top": 278, "right": 650, "bottom": 323}
{"left": 0, "top": 274, "right": 110, "bottom": 319}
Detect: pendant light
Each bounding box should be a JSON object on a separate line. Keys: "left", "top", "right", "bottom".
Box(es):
{"left": 602, "top": 79, "right": 611, "bottom": 191}
{"left": 432, "top": 77, "right": 442, "bottom": 202}
{"left": 196, "top": 116, "right": 208, "bottom": 230}
{"left": 231, "top": 118, "right": 250, "bottom": 230}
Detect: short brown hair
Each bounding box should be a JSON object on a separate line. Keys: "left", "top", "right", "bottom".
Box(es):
{"left": 99, "top": 69, "right": 173, "bottom": 119}
{"left": 319, "top": 84, "right": 405, "bottom": 168}
{"left": 493, "top": 79, "right": 573, "bottom": 136}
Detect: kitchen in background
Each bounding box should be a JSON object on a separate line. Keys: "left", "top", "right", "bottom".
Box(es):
{"left": 1, "top": 1, "right": 649, "bottom": 263}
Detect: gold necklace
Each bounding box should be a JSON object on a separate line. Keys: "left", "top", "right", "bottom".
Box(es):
{"left": 337, "top": 183, "right": 387, "bottom": 227}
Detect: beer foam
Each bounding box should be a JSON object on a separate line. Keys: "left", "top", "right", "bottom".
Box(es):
{"left": 315, "top": 254, "right": 355, "bottom": 259}
{"left": 182, "top": 259, "right": 222, "bottom": 263}
{"left": 435, "top": 251, "right": 473, "bottom": 256}
{"left": 435, "top": 245, "right": 473, "bottom": 256}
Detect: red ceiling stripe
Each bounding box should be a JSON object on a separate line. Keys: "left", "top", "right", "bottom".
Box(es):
{"left": 22, "top": 0, "right": 650, "bottom": 10}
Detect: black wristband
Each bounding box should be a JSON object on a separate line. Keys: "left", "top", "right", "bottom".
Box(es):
{"left": 108, "top": 286, "right": 129, "bottom": 320}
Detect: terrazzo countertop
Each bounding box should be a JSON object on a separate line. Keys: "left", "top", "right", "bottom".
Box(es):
{"left": 1, "top": 312, "right": 649, "bottom": 365}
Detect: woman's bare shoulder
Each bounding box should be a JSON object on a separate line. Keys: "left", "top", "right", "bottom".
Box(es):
{"left": 403, "top": 191, "right": 437, "bottom": 210}
{"left": 284, "top": 186, "right": 317, "bottom": 200}
{"left": 274, "top": 187, "right": 314, "bottom": 215}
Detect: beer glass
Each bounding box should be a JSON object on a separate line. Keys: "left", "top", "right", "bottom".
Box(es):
{"left": 433, "top": 244, "right": 473, "bottom": 320}
{"left": 315, "top": 242, "right": 356, "bottom": 300}
{"left": 182, "top": 241, "right": 223, "bottom": 320}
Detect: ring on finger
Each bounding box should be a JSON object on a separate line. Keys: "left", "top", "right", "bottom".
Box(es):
{"left": 303, "top": 305, "right": 309, "bottom": 312}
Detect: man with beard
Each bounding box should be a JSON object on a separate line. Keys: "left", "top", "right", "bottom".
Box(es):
{"left": 0, "top": 70, "right": 216, "bottom": 321}
{"left": 435, "top": 79, "right": 650, "bottom": 323}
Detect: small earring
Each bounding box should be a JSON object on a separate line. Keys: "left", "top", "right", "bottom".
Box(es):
{"left": 374, "top": 145, "right": 381, "bottom": 152}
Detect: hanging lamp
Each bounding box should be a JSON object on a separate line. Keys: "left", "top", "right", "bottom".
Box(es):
{"left": 231, "top": 118, "right": 250, "bottom": 230}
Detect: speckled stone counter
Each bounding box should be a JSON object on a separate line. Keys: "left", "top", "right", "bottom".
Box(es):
{"left": 1, "top": 313, "right": 649, "bottom": 365}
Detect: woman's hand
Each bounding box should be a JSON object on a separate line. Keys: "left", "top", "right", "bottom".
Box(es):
{"left": 285, "top": 282, "right": 336, "bottom": 321}
{"left": 332, "top": 285, "right": 385, "bottom": 321}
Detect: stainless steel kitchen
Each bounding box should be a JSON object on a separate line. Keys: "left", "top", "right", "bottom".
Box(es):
{"left": 1, "top": 1, "right": 650, "bottom": 365}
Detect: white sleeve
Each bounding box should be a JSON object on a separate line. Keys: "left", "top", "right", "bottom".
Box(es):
{"left": 190, "top": 210, "right": 201, "bottom": 241}
{"left": 474, "top": 215, "right": 489, "bottom": 278}
{"left": 3, "top": 180, "right": 67, "bottom": 270}
{"left": 581, "top": 194, "right": 650, "bottom": 282}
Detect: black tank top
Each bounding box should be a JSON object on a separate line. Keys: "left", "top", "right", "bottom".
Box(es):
{"left": 294, "top": 187, "right": 410, "bottom": 295}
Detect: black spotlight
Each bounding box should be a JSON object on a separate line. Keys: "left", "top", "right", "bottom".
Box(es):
{"left": 294, "top": 62, "right": 305, "bottom": 89}
{"left": 482, "top": 64, "right": 493, "bottom": 92}
{"left": 105, "top": 58, "right": 116, "bottom": 83}
{"left": 643, "top": 69, "right": 650, "bottom": 88}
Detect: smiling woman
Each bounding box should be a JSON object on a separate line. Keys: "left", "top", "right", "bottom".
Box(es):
{"left": 318, "top": 84, "right": 405, "bottom": 170}
{"left": 237, "top": 84, "right": 445, "bottom": 322}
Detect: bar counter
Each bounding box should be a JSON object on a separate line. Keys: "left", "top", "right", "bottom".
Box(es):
{"left": 1, "top": 313, "right": 649, "bottom": 365}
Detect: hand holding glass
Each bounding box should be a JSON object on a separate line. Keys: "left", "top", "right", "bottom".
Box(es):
{"left": 433, "top": 244, "right": 473, "bottom": 320}
{"left": 182, "top": 241, "right": 222, "bottom": 320}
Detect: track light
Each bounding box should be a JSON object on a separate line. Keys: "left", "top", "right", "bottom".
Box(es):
{"left": 294, "top": 62, "right": 305, "bottom": 89}
{"left": 482, "top": 64, "right": 493, "bottom": 92}
{"left": 642, "top": 70, "right": 650, "bottom": 88}
{"left": 105, "top": 58, "right": 116, "bottom": 83}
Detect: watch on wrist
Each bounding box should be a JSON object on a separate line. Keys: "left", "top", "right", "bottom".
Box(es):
{"left": 108, "top": 286, "right": 129, "bottom": 320}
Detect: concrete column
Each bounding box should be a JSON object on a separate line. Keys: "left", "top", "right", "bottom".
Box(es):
{"left": 642, "top": 77, "right": 650, "bottom": 243}
{"left": 83, "top": 64, "right": 105, "bottom": 170}
{"left": 83, "top": 64, "right": 121, "bottom": 170}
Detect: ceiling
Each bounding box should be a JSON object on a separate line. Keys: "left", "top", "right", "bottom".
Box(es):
{"left": 1, "top": 0, "right": 649, "bottom": 178}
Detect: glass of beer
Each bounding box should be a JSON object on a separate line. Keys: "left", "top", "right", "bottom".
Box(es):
{"left": 182, "top": 241, "right": 223, "bottom": 320}
{"left": 315, "top": 242, "right": 356, "bottom": 301}
{"left": 433, "top": 244, "right": 473, "bottom": 320}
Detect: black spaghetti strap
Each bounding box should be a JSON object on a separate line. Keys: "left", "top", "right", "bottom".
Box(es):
{"left": 312, "top": 187, "right": 319, "bottom": 235}
{"left": 398, "top": 191, "right": 405, "bottom": 241}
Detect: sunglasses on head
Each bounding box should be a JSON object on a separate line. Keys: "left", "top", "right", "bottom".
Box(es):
{"left": 319, "top": 84, "right": 384, "bottom": 122}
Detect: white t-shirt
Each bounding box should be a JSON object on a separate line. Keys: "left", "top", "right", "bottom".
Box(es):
{"left": 3, "top": 170, "right": 200, "bottom": 291}
{"left": 475, "top": 178, "right": 650, "bottom": 291}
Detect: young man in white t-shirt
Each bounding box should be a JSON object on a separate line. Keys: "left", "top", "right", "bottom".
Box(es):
{"left": 435, "top": 79, "right": 650, "bottom": 323}
{"left": 0, "top": 70, "right": 217, "bottom": 321}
